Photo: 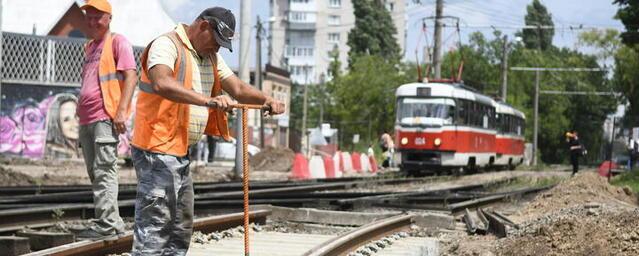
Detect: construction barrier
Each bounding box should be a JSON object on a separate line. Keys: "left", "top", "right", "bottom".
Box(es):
{"left": 341, "top": 152, "right": 353, "bottom": 173}
{"left": 351, "top": 152, "right": 362, "bottom": 172}
{"left": 360, "top": 153, "right": 370, "bottom": 172}
{"left": 333, "top": 153, "right": 343, "bottom": 177}
{"left": 323, "top": 156, "right": 336, "bottom": 178}
{"left": 369, "top": 155, "right": 378, "bottom": 173}
{"left": 290, "top": 153, "right": 310, "bottom": 179}
{"left": 309, "top": 155, "right": 327, "bottom": 179}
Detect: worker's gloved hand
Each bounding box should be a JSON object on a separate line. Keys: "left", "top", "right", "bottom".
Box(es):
{"left": 263, "top": 97, "right": 285, "bottom": 116}
{"left": 207, "top": 95, "right": 236, "bottom": 112}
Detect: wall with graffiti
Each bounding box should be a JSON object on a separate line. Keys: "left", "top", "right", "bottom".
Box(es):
{"left": 0, "top": 84, "right": 131, "bottom": 159}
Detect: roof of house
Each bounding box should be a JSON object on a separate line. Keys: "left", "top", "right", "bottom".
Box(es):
{"left": 2, "top": 0, "right": 176, "bottom": 46}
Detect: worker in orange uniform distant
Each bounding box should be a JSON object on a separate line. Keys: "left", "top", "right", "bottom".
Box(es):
{"left": 129, "top": 7, "right": 284, "bottom": 255}
{"left": 75, "top": 0, "right": 137, "bottom": 240}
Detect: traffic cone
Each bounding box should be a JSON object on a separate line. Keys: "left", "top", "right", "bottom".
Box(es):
{"left": 351, "top": 152, "right": 362, "bottom": 172}
{"left": 323, "top": 156, "right": 336, "bottom": 178}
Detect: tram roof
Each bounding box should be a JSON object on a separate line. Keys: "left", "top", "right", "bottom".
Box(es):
{"left": 396, "top": 82, "right": 494, "bottom": 106}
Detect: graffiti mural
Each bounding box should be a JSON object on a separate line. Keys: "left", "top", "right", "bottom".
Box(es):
{"left": 0, "top": 84, "right": 132, "bottom": 159}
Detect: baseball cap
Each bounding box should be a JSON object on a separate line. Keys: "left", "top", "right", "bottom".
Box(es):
{"left": 198, "top": 7, "right": 236, "bottom": 52}
{"left": 81, "top": 0, "right": 112, "bottom": 15}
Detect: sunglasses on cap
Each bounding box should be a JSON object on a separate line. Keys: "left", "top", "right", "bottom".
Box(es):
{"left": 203, "top": 16, "right": 234, "bottom": 41}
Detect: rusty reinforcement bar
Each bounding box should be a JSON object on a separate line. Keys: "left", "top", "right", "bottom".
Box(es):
{"left": 302, "top": 214, "right": 414, "bottom": 256}
{"left": 23, "top": 210, "right": 271, "bottom": 256}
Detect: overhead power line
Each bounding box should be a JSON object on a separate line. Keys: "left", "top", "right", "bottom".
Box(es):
{"left": 510, "top": 67, "right": 606, "bottom": 72}
{"left": 540, "top": 90, "right": 620, "bottom": 96}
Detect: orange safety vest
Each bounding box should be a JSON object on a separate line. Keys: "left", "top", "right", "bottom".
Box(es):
{"left": 131, "top": 31, "right": 231, "bottom": 156}
{"left": 91, "top": 33, "right": 129, "bottom": 119}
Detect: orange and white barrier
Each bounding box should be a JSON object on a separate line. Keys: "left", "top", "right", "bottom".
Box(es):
{"left": 369, "top": 155, "right": 378, "bottom": 173}
{"left": 341, "top": 152, "right": 353, "bottom": 173}
{"left": 290, "top": 153, "right": 310, "bottom": 179}
{"left": 289, "top": 151, "right": 383, "bottom": 179}
{"left": 351, "top": 152, "right": 362, "bottom": 172}
{"left": 309, "top": 155, "right": 326, "bottom": 179}
{"left": 333, "top": 153, "right": 343, "bottom": 177}
{"left": 359, "top": 153, "right": 371, "bottom": 172}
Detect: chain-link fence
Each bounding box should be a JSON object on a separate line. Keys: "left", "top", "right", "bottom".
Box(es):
{"left": 1, "top": 32, "right": 143, "bottom": 87}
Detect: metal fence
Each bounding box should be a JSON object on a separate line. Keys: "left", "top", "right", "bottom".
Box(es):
{"left": 1, "top": 32, "right": 143, "bottom": 87}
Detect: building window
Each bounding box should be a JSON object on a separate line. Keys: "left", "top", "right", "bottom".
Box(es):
{"left": 328, "top": 15, "right": 340, "bottom": 26}
{"left": 329, "top": 0, "right": 341, "bottom": 8}
{"left": 328, "top": 33, "right": 340, "bottom": 43}
{"left": 289, "top": 12, "right": 307, "bottom": 22}
{"left": 291, "top": 0, "right": 310, "bottom": 3}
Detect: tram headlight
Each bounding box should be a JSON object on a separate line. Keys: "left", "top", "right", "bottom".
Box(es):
{"left": 401, "top": 137, "right": 408, "bottom": 145}
{"left": 434, "top": 138, "right": 442, "bottom": 147}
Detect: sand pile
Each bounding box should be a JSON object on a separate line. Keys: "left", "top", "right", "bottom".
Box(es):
{"left": 250, "top": 147, "right": 295, "bottom": 173}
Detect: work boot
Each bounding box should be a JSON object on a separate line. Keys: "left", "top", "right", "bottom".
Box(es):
{"left": 75, "top": 227, "right": 118, "bottom": 241}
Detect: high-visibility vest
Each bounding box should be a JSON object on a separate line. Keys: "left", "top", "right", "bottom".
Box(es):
{"left": 91, "top": 32, "right": 130, "bottom": 119}
{"left": 131, "top": 31, "right": 231, "bottom": 156}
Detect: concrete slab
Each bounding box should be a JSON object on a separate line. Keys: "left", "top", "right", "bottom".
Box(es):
{"left": 268, "top": 206, "right": 400, "bottom": 226}
{"left": 414, "top": 212, "right": 456, "bottom": 230}
{"left": 0, "top": 236, "right": 31, "bottom": 256}
{"left": 187, "top": 232, "right": 335, "bottom": 256}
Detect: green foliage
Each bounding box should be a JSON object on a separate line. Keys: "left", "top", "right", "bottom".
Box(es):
{"left": 517, "top": 0, "right": 554, "bottom": 51}
{"left": 440, "top": 29, "right": 617, "bottom": 164}
{"left": 611, "top": 169, "right": 639, "bottom": 193}
{"left": 613, "top": 45, "right": 639, "bottom": 126}
{"left": 614, "top": 0, "right": 639, "bottom": 46}
{"left": 348, "top": 0, "right": 401, "bottom": 66}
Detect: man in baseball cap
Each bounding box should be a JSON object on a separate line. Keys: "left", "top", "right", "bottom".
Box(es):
{"left": 197, "top": 7, "right": 236, "bottom": 52}
{"left": 130, "top": 6, "right": 284, "bottom": 255}
{"left": 75, "top": 0, "right": 138, "bottom": 241}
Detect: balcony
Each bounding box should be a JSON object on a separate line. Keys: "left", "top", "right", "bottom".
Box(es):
{"left": 287, "top": 11, "right": 316, "bottom": 30}
{"left": 289, "top": 0, "right": 316, "bottom": 12}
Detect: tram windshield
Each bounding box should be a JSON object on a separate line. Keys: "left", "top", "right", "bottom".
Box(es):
{"left": 397, "top": 98, "right": 455, "bottom": 126}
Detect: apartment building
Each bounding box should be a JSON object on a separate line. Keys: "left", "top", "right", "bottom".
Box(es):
{"left": 269, "top": 0, "right": 406, "bottom": 84}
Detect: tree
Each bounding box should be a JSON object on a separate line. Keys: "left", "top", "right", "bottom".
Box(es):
{"left": 439, "top": 29, "right": 616, "bottom": 164}
{"left": 614, "top": 0, "right": 639, "bottom": 46}
{"left": 347, "top": 0, "right": 401, "bottom": 66}
{"left": 517, "top": 0, "right": 554, "bottom": 51}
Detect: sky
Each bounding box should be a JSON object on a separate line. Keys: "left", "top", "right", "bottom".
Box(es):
{"left": 159, "top": 0, "right": 625, "bottom": 70}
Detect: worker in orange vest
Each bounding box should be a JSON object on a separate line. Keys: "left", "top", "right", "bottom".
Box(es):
{"left": 129, "top": 7, "right": 284, "bottom": 255}
{"left": 75, "top": 0, "right": 137, "bottom": 240}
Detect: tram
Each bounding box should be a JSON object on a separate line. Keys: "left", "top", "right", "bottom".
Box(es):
{"left": 393, "top": 81, "right": 525, "bottom": 175}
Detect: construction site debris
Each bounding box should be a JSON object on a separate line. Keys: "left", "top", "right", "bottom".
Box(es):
{"left": 249, "top": 147, "right": 295, "bottom": 173}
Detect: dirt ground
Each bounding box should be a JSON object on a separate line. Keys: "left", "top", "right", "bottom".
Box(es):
{"left": 440, "top": 171, "right": 639, "bottom": 256}
{"left": 0, "top": 155, "right": 291, "bottom": 186}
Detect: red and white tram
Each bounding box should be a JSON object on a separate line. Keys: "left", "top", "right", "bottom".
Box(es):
{"left": 394, "top": 81, "right": 525, "bottom": 175}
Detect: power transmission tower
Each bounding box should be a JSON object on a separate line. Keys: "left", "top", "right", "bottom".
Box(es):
{"left": 432, "top": 0, "right": 443, "bottom": 79}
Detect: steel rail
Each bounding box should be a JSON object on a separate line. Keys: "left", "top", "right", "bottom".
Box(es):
{"left": 302, "top": 214, "right": 414, "bottom": 256}
{"left": 23, "top": 210, "right": 271, "bottom": 256}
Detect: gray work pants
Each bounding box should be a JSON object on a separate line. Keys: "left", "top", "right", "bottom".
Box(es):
{"left": 78, "top": 120, "right": 125, "bottom": 234}
{"left": 130, "top": 147, "right": 194, "bottom": 256}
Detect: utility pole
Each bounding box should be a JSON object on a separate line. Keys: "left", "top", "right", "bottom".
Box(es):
{"left": 533, "top": 70, "right": 540, "bottom": 166}
{"left": 432, "top": 0, "right": 443, "bottom": 79}
{"left": 0, "top": 0, "right": 3, "bottom": 112}
{"left": 234, "top": 0, "right": 252, "bottom": 179}
{"left": 302, "top": 65, "right": 309, "bottom": 157}
{"left": 255, "top": 16, "right": 264, "bottom": 148}
{"left": 500, "top": 35, "right": 509, "bottom": 102}
{"left": 511, "top": 66, "right": 606, "bottom": 167}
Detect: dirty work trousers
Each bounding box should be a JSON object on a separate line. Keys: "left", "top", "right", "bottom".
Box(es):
{"left": 131, "top": 147, "right": 194, "bottom": 256}
{"left": 570, "top": 151, "right": 580, "bottom": 175}
{"left": 78, "top": 120, "right": 125, "bottom": 235}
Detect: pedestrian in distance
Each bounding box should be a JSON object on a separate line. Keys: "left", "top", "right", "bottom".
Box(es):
{"left": 129, "top": 7, "right": 285, "bottom": 255}
{"left": 75, "top": 0, "right": 137, "bottom": 240}
{"left": 566, "top": 130, "right": 584, "bottom": 176}
{"left": 380, "top": 131, "right": 395, "bottom": 168}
